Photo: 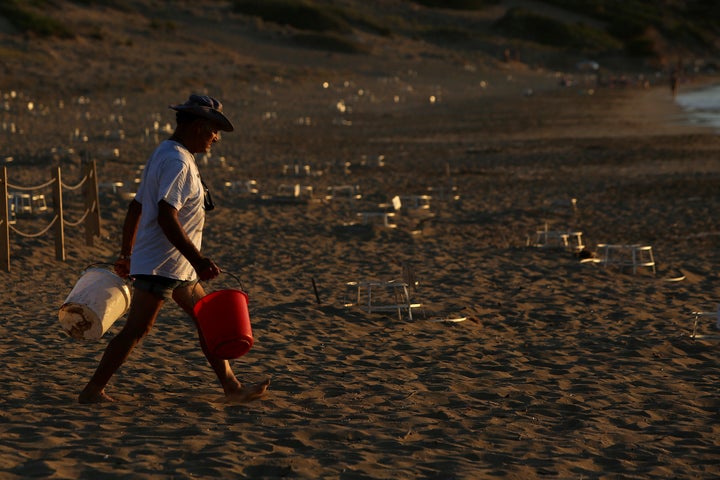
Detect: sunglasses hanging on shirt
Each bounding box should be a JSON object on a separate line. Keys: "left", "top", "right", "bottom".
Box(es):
{"left": 201, "top": 178, "right": 215, "bottom": 211}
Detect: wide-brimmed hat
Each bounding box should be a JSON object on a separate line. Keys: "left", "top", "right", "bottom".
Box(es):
{"left": 169, "top": 94, "right": 234, "bottom": 132}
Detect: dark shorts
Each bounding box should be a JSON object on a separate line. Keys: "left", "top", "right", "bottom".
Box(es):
{"left": 132, "top": 274, "right": 197, "bottom": 300}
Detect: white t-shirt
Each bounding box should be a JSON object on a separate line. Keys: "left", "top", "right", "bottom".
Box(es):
{"left": 130, "top": 140, "right": 205, "bottom": 281}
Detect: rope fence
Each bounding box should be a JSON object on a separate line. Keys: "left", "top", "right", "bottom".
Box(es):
{"left": 60, "top": 175, "right": 89, "bottom": 191}
{"left": 0, "top": 161, "right": 101, "bottom": 272}
{"left": 63, "top": 201, "right": 96, "bottom": 227}
{"left": 9, "top": 215, "right": 58, "bottom": 238}
{"left": 6, "top": 177, "right": 57, "bottom": 191}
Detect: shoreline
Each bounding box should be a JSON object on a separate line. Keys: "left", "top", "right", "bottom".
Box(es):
{"left": 674, "top": 77, "right": 720, "bottom": 131}
{"left": 624, "top": 84, "right": 719, "bottom": 136}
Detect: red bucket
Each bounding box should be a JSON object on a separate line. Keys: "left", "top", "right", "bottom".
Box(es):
{"left": 193, "top": 289, "right": 254, "bottom": 359}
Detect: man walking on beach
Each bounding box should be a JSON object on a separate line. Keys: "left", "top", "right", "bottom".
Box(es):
{"left": 78, "top": 94, "right": 269, "bottom": 404}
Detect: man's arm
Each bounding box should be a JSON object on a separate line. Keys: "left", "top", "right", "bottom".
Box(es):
{"left": 120, "top": 199, "right": 142, "bottom": 256}
{"left": 114, "top": 199, "right": 142, "bottom": 278}
{"left": 157, "top": 199, "right": 219, "bottom": 280}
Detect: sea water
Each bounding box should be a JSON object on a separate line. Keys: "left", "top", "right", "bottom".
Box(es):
{"left": 675, "top": 83, "right": 720, "bottom": 130}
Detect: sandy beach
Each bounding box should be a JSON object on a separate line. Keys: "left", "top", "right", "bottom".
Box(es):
{"left": 1, "top": 2, "right": 719, "bottom": 479}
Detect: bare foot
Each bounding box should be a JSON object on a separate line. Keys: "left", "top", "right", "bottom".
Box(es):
{"left": 224, "top": 378, "right": 270, "bottom": 404}
{"left": 78, "top": 388, "right": 115, "bottom": 404}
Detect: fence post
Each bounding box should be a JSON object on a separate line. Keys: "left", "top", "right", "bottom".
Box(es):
{"left": 83, "top": 160, "right": 101, "bottom": 246}
{"left": 0, "top": 167, "right": 9, "bottom": 272}
{"left": 53, "top": 166, "right": 65, "bottom": 261}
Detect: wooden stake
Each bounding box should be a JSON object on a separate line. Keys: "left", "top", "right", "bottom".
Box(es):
{"left": 0, "top": 167, "right": 9, "bottom": 272}
{"left": 53, "top": 166, "right": 65, "bottom": 261}
{"left": 311, "top": 277, "right": 321, "bottom": 304}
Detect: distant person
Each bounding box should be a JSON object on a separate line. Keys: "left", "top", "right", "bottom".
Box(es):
{"left": 503, "top": 48, "right": 511, "bottom": 63}
{"left": 670, "top": 69, "right": 679, "bottom": 99}
{"left": 78, "top": 94, "right": 270, "bottom": 404}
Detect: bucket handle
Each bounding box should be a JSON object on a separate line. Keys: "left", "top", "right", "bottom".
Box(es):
{"left": 219, "top": 270, "right": 246, "bottom": 292}
{"left": 85, "top": 262, "right": 116, "bottom": 270}
{"left": 192, "top": 270, "right": 247, "bottom": 305}
{"left": 82, "top": 262, "right": 133, "bottom": 285}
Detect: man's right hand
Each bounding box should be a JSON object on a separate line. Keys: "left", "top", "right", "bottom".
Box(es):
{"left": 194, "top": 257, "right": 221, "bottom": 281}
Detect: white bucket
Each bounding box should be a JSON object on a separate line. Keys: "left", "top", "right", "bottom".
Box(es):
{"left": 58, "top": 267, "right": 131, "bottom": 340}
